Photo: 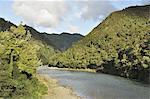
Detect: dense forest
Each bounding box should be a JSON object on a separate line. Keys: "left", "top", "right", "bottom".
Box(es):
{"left": 48, "top": 5, "right": 150, "bottom": 83}
{"left": 24, "top": 25, "right": 84, "bottom": 51}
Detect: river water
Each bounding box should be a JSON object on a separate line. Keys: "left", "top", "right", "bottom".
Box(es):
{"left": 38, "top": 67, "right": 150, "bottom": 99}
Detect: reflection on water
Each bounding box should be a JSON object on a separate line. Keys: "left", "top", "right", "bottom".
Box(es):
{"left": 38, "top": 67, "right": 150, "bottom": 99}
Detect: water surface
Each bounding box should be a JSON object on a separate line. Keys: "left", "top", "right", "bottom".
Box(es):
{"left": 38, "top": 67, "right": 150, "bottom": 99}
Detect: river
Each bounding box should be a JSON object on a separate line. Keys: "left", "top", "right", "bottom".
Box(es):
{"left": 38, "top": 67, "right": 150, "bottom": 99}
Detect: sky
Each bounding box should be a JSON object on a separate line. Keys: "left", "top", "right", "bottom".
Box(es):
{"left": 0, "top": 0, "right": 149, "bottom": 35}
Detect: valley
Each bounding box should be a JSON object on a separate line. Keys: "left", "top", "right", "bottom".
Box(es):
{"left": 0, "top": 4, "right": 149, "bottom": 99}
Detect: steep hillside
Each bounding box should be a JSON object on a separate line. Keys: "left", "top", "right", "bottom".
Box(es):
{"left": 49, "top": 5, "right": 150, "bottom": 83}
{"left": 0, "top": 18, "right": 83, "bottom": 51}
{"left": 37, "top": 32, "right": 83, "bottom": 51}
{"left": 25, "top": 25, "right": 84, "bottom": 51}
{"left": 0, "top": 18, "right": 16, "bottom": 31}
{"left": 77, "top": 5, "right": 150, "bottom": 45}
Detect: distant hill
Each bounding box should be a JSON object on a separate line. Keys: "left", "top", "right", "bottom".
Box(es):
{"left": 0, "top": 18, "right": 17, "bottom": 31}
{"left": 37, "top": 32, "right": 84, "bottom": 51}
{"left": 0, "top": 18, "right": 83, "bottom": 51}
{"left": 24, "top": 25, "right": 83, "bottom": 51}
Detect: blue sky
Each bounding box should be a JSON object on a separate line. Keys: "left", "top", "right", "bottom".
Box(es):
{"left": 0, "top": 0, "right": 149, "bottom": 35}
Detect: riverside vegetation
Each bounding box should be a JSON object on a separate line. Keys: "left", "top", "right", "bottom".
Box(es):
{"left": 0, "top": 5, "right": 149, "bottom": 99}
{"left": 48, "top": 5, "right": 150, "bottom": 83}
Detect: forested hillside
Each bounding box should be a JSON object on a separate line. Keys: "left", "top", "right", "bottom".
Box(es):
{"left": 49, "top": 5, "right": 150, "bottom": 83}
{"left": 36, "top": 32, "right": 83, "bottom": 51}
{"left": 0, "top": 18, "right": 83, "bottom": 51}
{"left": 0, "top": 18, "right": 16, "bottom": 31}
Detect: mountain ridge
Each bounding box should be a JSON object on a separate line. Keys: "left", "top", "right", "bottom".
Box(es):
{"left": 0, "top": 18, "right": 84, "bottom": 51}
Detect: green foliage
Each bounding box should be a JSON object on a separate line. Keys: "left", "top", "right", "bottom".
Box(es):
{"left": 37, "top": 44, "right": 56, "bottom": 65}
{"left": 0, "top": 25, "right": 47, "bottom": 98}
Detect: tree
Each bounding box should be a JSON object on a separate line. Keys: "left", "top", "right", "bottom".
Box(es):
{"left": 0, "top": 25, "right": 47, "bottom": 98}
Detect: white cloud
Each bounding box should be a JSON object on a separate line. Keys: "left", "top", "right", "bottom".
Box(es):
{"left": 12, "top": 0, "right": 69, "bottom": 28}
{"left": 12, "top": 0, "right": 118, "bottom": 29}
{"left": 69, "top": 25, "right": 79, "bottom": 33}
{"left": 75, "top": 0, "right": 117, "bottom": 21}
{"left": 142, "top": 0, "right": 150, "bottom": 5}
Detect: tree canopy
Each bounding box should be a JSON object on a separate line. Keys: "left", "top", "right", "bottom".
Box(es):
{"left": 0, "top": 25, "right": 48, "bottom": 98}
